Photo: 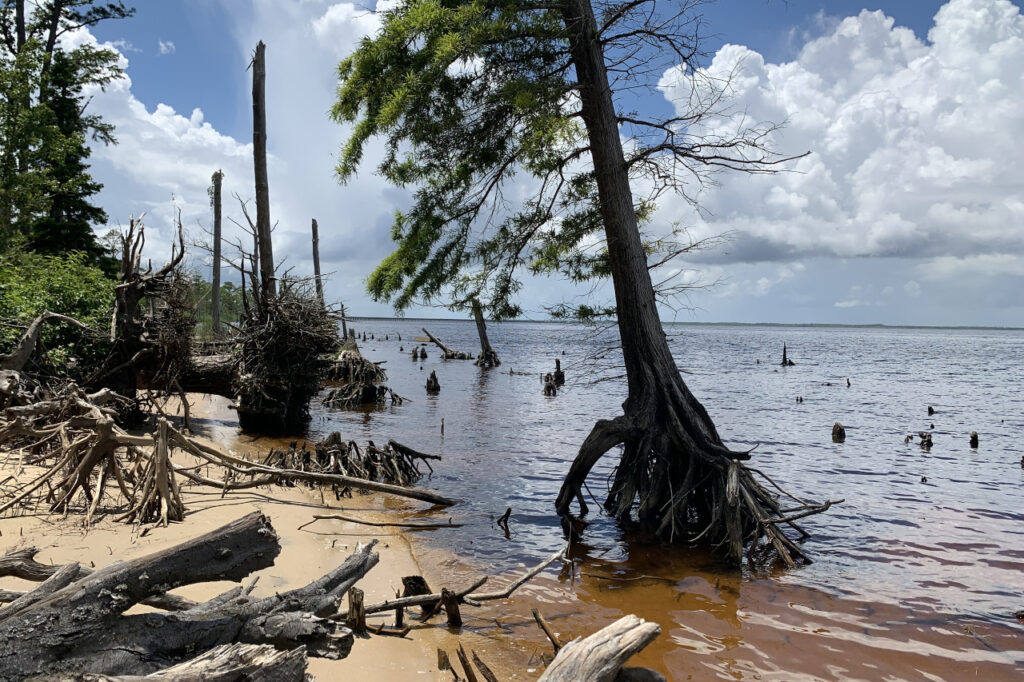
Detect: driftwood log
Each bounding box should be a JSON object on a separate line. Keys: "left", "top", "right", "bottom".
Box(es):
{"left": 538, "top": 615, "right": 665, "bottom": 682}
{"left": 0, "top": 512, "right": 377, "bottom": 679}
{"left": 422, "top": 329, "right": 471, "bottom": 360}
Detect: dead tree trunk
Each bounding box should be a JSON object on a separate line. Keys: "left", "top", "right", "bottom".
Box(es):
{"left": 422, "top": 328, "right": 471, "bottom": 359}
{"left": 0, "top": 512, "right": 375, "bottom": 678}
{"left": 0, "top": 312, "right": 91, "bottom": 372}
{"left": 211, "top": 170, "right": 224, "bottom": 335}
{"left": 472, "top": 299, "right": 500, "bottom": 367}
{"left": 251, "top": 41, "right": 276, "bottom": 304}
{"left": 312, "top": 218, "right": 325, "bottom": 307}
{"left": 553, "top": 0, "right": 836, "bottom": 566}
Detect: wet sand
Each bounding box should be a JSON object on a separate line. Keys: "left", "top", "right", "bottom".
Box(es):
{"left": 0, "top": 394, "right": 535, "bottom": 681}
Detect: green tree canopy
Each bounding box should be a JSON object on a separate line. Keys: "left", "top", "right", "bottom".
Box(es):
{"left": 0, "top": 1, "right": 130, "bottom": 259}
{"left": 332, "top": 0, "right": 791, "bottom": 319}
{"left": 333, "top": 0, "right": 833, "bottom": 565}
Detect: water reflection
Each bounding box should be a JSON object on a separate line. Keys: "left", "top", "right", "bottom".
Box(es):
{"left": 230, "top": 320, "right": 1024, "bottom": 679}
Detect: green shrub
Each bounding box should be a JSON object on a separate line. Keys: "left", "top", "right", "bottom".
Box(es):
{"left": 0, "top": 249, "right": 114, "bottom": 377}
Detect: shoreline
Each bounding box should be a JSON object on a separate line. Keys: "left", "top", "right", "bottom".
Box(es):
{"left": 0, "top": 393, "right": 543, "bottom": 680}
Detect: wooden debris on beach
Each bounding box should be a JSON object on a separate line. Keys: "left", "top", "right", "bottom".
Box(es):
{"left": 0, "top": 512, "right": 374, "bottom": 678}
{"left": 0, "top": 389, "right": 455, "bottom": 523}
{"left": 537, "top": 614, "right": 665, "bottom": 682}
{"left": 422, "top": 328, "right": 473, "bottom": 360}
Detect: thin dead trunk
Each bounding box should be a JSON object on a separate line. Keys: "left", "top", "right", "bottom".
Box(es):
{"left": 472, "top": 299, "right": 500, "bottom": 367}
{"left": 251, "top": 41, "right": 276, "bottom": 303}
{"left": 14, "top": 0, "right": 25, "bottom": 52}
{"left": 211, "top": 170, "right": 223, "bottom": 335}
{"left": 312, "top": 218, "right": 325, "bottom": 306}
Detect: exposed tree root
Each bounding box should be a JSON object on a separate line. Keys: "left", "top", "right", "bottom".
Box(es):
{"left": 325, "top": 349, "right": 387, "bottom": 384}
{"left": 556, "top": 376, "right": 841, "bottom": 567}
{"left": 322, "top": 383, "right": 405, "bottom": 408}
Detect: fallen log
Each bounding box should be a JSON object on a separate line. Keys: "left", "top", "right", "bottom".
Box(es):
{"left": 422, "top": 328, "right": 472, "bottom": 360}
{"left": 538, "top": 615, "right": 664, "bottom": 682}
{"left": 0, "top": 512, "right": 376, "bottom": 679}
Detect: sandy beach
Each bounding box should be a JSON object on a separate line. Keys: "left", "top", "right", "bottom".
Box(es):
{"left": 0, "top": 394, "right": 548, "bottom": 680}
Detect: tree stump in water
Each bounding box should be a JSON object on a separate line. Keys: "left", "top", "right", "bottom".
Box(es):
{"left": 553, "top": 359, "right": 565, "bottom": 385}
{"left": 422, "top": 328, "right": 472, "bottom": 360}
{"left": 419, "top": 346, "right": 428, "bottom": 360}
{"left": 543, "top": 374, "right": 558, "bottom": 396}
{"left": 781, "top": 342, "right": 795, "bottom": 366}
{"left": 426, "top": 370, "right": 440, "bottom": 393}
{"left": 970, "top": 431, "right": 979, "bottom": 448}
{"left": 832, "top": 422, "right": 846, "bottom": 443}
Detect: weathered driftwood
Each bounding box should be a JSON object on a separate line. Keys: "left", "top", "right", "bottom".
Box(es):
{"left": 30, "top": 643, "right": 307, "bottom": 681}
{"left": 0, "top": 512, "right": 378, "bottom": 678}
{"left": 299, "top": 513, "right": 462, "bottom": 531}
{"left": 421, "top": 328, "right": 472, "bottom": 360}
{"left": 538, "top": 615, "right": 665, "bottom": 682}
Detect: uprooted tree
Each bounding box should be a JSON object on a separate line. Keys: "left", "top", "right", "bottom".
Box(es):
{"left": 333, "top": 0, "right": 837, "bottom": 565}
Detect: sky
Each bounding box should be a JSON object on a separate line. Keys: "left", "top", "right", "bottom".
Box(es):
{"left": 78, "top": 0, "right": 1024, "bottom": 327}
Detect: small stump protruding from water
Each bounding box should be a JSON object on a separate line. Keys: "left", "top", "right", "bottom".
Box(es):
{"left": 928, "top": 405, "right": 935, "bottom": 415}
{"left": 426, "top": 370, "right": 440, "bottom": 393}
{"left": 553, "top": 358, "right": 565, "bottom": 385}
{"left": 781, "top": 342, "right": 796, "bottom": 366}
{"left": 832, "top": 422, "right": 846, "bottom": 443}
{"left": 419, "top": 346, "right": 428, "bottom": 360}
{"left": 543, "top": 373, "right": 558, "bottom": 396}
{"left": 969, "top": 431, "right": 979, "bottom": 448}
{"left": 918, "top": 431, "right": 933, "bottom": 450}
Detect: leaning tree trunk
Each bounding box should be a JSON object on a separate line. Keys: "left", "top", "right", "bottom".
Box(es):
{"left": 554, "top": 0, "right": 832, "bottom": 566}
{"left": 472, "top": 299, "right": 500, "bottom": 367}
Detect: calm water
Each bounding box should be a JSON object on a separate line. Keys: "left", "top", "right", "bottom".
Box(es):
{"left": 306, "top": 320, "right": 1024, "bottom": 679}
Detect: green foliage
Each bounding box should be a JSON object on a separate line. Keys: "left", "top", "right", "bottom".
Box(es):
{"left": 333, "top": 0, "right": 594, "bottom": 319}
{"left": 181, "top": 274, "right": 244, "bottom": 340}
{"left": 0, "top": 1, "right": 129, "bottom": 261}
{"left": 0, "top": 249, "right": 114, "bottom": 375}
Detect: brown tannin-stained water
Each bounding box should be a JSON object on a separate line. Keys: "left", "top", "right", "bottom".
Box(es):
{"left": 237, "top": 321, "right": 1024, "bottom": 679}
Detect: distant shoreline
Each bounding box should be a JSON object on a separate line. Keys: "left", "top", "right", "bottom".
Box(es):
{"left": 347, "top": 316, "right": 1024, "bottom": 332}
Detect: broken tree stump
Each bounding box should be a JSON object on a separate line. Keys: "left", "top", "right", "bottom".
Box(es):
{"left": 426, "top": 370, "right": 440, "bottom": 394}
{"left": 832, "top": 422, "right": 846, "bottom": 443}
{"left": 553, "top": 359, "right": 565, "bottom": 385}
{"left": 781, "top": 342, "right": 795, "bottom": 366}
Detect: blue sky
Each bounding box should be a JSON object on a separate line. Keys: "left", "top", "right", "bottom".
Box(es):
{"left": 80, "top": 0, "right": 1024, "bottom": 326}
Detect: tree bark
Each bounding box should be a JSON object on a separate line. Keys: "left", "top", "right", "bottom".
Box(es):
{"left": 0, "top": 512, "right": 376, "bottom": 678}
{"left": 312, "top": 218, "right": 325, "bottom": 306}
{"left": 552, "top": 0, "right": 829, "bottom": 564}
{"left": 251, "top": 41, "right": 276, "bottom": 303}
{"left": 211, "top": 170, "right": 223, "bottom": 335}
{"left": 538, "top": 615, "right": 663, "bottom": 682}
{"left": 14, "top": 0, "right": 25, "bottom": 52}
{"left": 472, "top": 299, "right": 500, "bottom": 367}
{"left": 0, "top": 312, "right": 91, "bottom": 372}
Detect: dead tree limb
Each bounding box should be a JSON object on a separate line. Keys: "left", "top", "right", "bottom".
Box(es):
{"left": 422, "top": 328, "right": 472, "bottom": 360}
{"left": 538, "top": 615, "right": 663, "bottom": 682}
{"left": 0, "top": 312, "right": 93, "bottom": 372}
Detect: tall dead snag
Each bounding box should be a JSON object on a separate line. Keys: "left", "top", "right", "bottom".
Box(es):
{"left": 312, "top": 218, "right": 325, "bottom": 306}
{"left": 472, "top": 299, "right": 500, "bottom": 367}
{"left": 0, "top": 512, "right": 376, "bottom": 678}
{"left": 251, "top": 40, "right": 276, "bottom": 303}
{"left": 211, "top": 169, "right": 224, "bottom": 335}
